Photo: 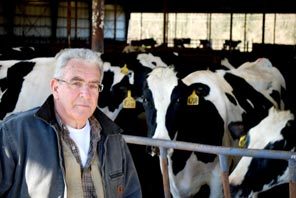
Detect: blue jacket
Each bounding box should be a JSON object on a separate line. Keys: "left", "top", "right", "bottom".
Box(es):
{"left": 0, "top": 95, "right": 142, "bottom": 198}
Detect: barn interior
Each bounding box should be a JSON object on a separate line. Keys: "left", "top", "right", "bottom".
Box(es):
{"left": 0, "top": 0, "right": 295, "bottom": 197}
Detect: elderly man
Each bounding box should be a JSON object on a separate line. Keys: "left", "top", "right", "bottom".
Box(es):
{"left": 0, "top": 48, "right": 142, "bottom": 198}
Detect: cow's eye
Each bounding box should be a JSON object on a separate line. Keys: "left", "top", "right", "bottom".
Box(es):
{"left": 142, "top": 97, "right": 151, "bottom": 106}
{"left": 142, "top": 97, "right": 147, "bottom": 103}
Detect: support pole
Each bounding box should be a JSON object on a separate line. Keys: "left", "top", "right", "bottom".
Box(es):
{"left": 162, "top": 0, "right": 168, "bottom": 46}
{"left": 289, "top": 157, "right": 296, "bottom": 198}
{"left": 262, "top": 13, "right": 265, "bottom": 44}
{"left": 219, "top": 154, "right": 231, "bottom": 198}
{"left": 91, "top": 0, "right": 104, "bottom": 52}
{"left": 160, "top": 147, "right": 171, "bottom": 198}
{"left": 230, "top": 13, "right": 233, "bottom": 41}
{"left": 74, "top": 0, "right": 78, "bottom": 41}
{"left": 67, "top": 0, "right": 71, "bottom": 47}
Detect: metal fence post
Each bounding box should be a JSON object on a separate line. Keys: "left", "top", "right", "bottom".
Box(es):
{"left": 289, "top": 155, "right": 296, "bottom": 198}
{"left": 219, "top": 154, "right": 231, "bottom": 198}
{"left": 159, "top": 147, "right": 171, "bottom": 198}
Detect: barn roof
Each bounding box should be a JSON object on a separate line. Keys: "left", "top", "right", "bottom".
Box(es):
{"left": 105, "top": 0, "right": 296, "bottom": 13}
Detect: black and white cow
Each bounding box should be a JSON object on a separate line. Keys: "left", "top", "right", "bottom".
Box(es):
{"left": 217, "top": 57, "right": 287, "bottom": 132}
{"left": 217, "top": 58, "right": 286, "bottom": 109}
{"left": 98, "top": 60, "right": 135, "bottom": 120}
{"left": 0, "top": 58, "right": 56, "bottom": 119}
{"left": 229, "top": 107, "right": 296, "bottom": 198}
{"left": 141, "top": 58, "right": 286, "bottom": 197}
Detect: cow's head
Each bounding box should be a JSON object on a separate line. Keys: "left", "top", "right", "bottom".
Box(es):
{"left": 142, "top": 66, "right": 178, "bottom": 140}
{"left": 142, "top": 67, "right": 229, "bottom": 159}
{"left": 98, "top": 51, "right": 171, "bottom": 121}
{"left": 222, "top": 57, "right": 287, "bottom": 110}
{"left": 223, "top": 72, "right": 275, "bottom": 135}
{"left": 98, "top": 62, "right": 135, "bottom": 120}
{"left": 229, "top": 107, "right": 296, "bottom": 197}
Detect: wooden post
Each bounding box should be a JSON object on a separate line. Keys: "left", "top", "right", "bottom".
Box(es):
{"left": 230, "top": 13, "right": 233, "bottom": 41}
{"left": 219, "top": 155, "right": 231, "bottom": 198}
{"left": 67, "top": 0, "right": 71, "bottom": 47}
{"left": 289, "top": 158, "right": 296, "bottom": 198}
{"left": 91, "top": 0, "right": 104, "bottom": 52}
{"left": 50, "top": 0, "right": 58, "bottom": 41}
{"left": 74, "top": 0, "right": 78, "bottom": 41}
{"left": 160, "top": 147, "right": 171, "bottom": 198}
{"left": 163, "top": 0, "right": 168, "bottom": 46}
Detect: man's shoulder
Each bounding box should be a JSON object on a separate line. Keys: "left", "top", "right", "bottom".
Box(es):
{"left": 2, "top": 107, "right": 39, "bottom": 124}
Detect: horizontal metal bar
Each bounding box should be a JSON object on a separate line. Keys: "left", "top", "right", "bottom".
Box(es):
{"left": 122, "top": 134, "right": 296, "bottom": 160}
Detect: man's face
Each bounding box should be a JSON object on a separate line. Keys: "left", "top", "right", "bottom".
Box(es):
{"left": 51, "top": 58, "right": 101, "bottom": 128}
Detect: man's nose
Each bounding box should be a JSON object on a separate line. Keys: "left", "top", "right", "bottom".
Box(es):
{"left": 79, "top": 84, "right": 92, "bottom": 96}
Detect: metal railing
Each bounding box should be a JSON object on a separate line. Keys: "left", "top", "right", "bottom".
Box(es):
{"left": 122, "top": 134, "right": 296, "bottom": 198}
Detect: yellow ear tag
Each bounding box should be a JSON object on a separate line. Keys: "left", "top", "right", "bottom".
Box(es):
{"left": 238, "top": 135, "right": 247, "bottom": 148}
{"left": 123, "top": 90, "right": 136, "bottom": 109}
{"left": 187, "top": 90, "right": 199, "bottom": 106}
{"left": 120, "top": 64, "right": 129, "bottom": 75}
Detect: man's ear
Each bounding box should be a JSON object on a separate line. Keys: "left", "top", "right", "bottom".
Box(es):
{"left": 228, "top": 121, "right": 246, "bottom": 139}
{"left": 50, "top": 79, "right": 59, "bottom": 98}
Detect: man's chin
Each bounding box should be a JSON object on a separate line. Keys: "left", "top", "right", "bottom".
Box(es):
{"left": 73, "top": 111, "right": 91, "bottom": 120}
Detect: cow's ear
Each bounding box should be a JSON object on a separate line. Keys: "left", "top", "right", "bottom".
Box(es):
{"left": 178, "top": 79, "right": 187, "bottom": 89}
{"left": 177, "top": 79, "right": 191, "bottom": 96}
{"left": 228, "top": 121, "right": 246, "bottom": 139}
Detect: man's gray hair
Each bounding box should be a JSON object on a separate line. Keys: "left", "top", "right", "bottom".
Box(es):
{"left": 54, "top": 48, "right": 104, "bottom": 82}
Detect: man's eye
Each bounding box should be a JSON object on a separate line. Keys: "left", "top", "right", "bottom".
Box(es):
{"left": 71, "top": 81, "right": 83, "bottom": 87}
{"left": 89, "top": 83, "right": 99, "bottom": 89}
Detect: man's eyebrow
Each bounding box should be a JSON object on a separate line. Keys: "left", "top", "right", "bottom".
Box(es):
{"left": 69, "top": 76, "right": 83, "bottom": 81}
{"left": 70, "top": 76, "right": 100, "bottom": 83}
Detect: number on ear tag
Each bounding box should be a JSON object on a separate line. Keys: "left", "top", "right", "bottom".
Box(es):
{"left": 187, "top": 90, "right": 199, "bottom": 106}
{"left": 123, "top": 90, "right": 136, "bottom": 109}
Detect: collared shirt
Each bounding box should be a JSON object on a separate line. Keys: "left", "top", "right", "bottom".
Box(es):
{"left": 56, "top": 115, "right": 102, "bottom": 198}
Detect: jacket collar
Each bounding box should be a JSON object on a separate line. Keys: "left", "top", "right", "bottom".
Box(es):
{"left": 35, "top": 95, "right": 123, "bottom": 135}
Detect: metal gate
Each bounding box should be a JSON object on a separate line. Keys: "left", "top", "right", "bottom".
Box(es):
{"left": 123, "top": 135, "right": 296, "bottom": 198}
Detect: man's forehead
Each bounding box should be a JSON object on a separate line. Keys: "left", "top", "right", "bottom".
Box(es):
{"left": 63, "top": 64, "right": 100, "bottom": 78}
{"left": 66, "top": 59, "right": 98, "bottom": 68}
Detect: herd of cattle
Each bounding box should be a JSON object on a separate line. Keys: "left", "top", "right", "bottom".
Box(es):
{"left": 0, "top": 46, "right": 295, "bottom": 198}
